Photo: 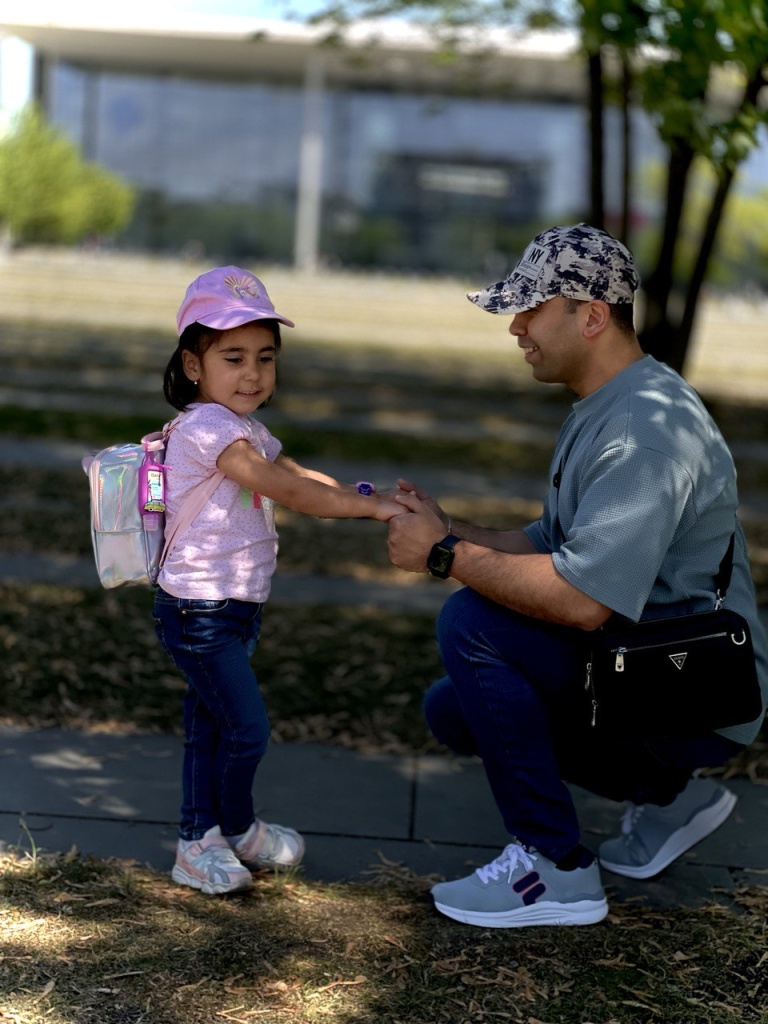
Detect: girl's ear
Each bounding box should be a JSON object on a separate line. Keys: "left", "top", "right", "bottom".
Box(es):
{"left": 182, "top": 350, "right": 202, "bottom": 381}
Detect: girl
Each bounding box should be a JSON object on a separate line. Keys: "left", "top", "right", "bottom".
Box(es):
{"left": 153, "top": 266, "right": 403, "bottom": 895}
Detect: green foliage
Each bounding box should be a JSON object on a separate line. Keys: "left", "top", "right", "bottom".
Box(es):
{"left": 636, "top": 157, "right": 768, "bottom": 287}
{"left": 632, "top": 2, "right": 767, "bottom": 171}
{"left": 312, "top": 0, "right": 768, "bottom": 367}
{"left": 0, "top": 104, "right": 135, "bottom": 245}
{"left": 314, "top": 0, "right": 768, "bottom": 189}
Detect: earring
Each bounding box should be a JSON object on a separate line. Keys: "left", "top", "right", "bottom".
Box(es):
{"left": 192, "top": 380, "right": 199, "bottom": 385}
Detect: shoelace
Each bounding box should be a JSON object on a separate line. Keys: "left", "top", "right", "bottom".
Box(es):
{"left": 620, "top": 802, "right": 646, "bottom": 835}
{"left": 476, "top": 842, "right": 536, "bottom": 885}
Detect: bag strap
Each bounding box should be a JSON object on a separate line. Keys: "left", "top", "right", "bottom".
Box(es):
{"left": 159, "top": 470, "right": 226, "bottom": 569}
{"left": 140, "top": 430, "right": 166, "bottom": 453}
{"left": 155, "top": 415, "right": 225, "bottom": 570}
{"left": 713, "top": 532, "right": 736, "bottom": 608}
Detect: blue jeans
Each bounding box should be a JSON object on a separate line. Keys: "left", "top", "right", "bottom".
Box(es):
{"left": 152, "top": 588, "right": 269, "bottom": 841}
{"left": 427, "top": 587, "right": 744, "bottom": 862}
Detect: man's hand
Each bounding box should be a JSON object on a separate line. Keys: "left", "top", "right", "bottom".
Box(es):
{"left": 387, "top": 491, "right": 449, "bottom": 573}
{"left": 397, "top": 478, "right": 450, "bottom": 527}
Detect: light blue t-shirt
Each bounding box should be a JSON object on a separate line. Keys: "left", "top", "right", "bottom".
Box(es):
{"left": 524, "top": 356, "right": 767, "bottom": 745}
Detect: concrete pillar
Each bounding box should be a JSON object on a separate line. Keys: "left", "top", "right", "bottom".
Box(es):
{"left": 32, "top": 50, "right": 49, "bottom": 111}
{"left": 293, "top": 53, "right": 325, "bottom": 273}
{"left": 82, "top": 69, "right": 100, "bottom": 161}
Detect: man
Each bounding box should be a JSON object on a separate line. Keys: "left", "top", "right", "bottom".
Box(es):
{"left": 387, "top": 223, "right": 768, "bottom": 929}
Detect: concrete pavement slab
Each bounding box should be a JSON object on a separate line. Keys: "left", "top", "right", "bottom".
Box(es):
{"left": 0, "top": 727, "right": 416, "bottom": 840}
{"left": 293, "top": 836, "right": 504, "bottom": 887}
{"left": 1, "top": 724, "right": 764, "bottom": 912}
{"left": 0, "top": 814, "right": 179, "bottom": 870}
{"left": 254, "top": 743, "right": 415, "bottom": 838}
{"left": 413, "top": 753, "right": 512, "bottom": 848}
{"left": 0, "top": 727, "right": 179, "bottom": 821}
{"left": 675, "top": 779, "right": 768, "bottom": 870}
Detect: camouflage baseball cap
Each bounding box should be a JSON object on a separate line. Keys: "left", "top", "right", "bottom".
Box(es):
{"left": 467, "top": 223, "right": 639, "bottom": 315}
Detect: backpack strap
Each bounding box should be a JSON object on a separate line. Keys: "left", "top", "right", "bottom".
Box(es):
{"left": 159, "top": 469, "right": 226, "bottom": 570}
{"left": 140, "top": 430, "right": 166, "bottom": 453}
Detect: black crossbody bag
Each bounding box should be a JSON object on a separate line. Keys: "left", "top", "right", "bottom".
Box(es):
{"left": 584, "top": 534, "right": 762, "bottom": 737}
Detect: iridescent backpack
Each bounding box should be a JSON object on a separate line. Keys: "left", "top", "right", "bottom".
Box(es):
{"left": 82, "top": 425, "right": 223, "bottom": 588}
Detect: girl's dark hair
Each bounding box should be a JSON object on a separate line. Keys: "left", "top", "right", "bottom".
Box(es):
{"left": 163, "top": 320, "right": 283, "bottom": 411}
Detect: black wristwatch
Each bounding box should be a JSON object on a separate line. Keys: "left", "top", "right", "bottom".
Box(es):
{"left": 427, "top": 534, "right": 460, "bottom": 579}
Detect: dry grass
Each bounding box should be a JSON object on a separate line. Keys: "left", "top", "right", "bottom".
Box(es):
{"left": 1, "top": 848, "right": 767, "bottom": 1024}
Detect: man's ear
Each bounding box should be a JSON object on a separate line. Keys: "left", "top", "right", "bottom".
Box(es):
{"left": 582, "top": 300, "right": 611, "bottom": 338}
{"left": 182, "top": 350, "right": 202, "bottom": 381}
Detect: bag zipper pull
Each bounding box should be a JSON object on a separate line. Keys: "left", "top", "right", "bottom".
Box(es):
{"left": 615, "top": 648, "right": 625, "bottom": 672}
{"left": 586, "top": 662, "right": 598, "bottom": 726}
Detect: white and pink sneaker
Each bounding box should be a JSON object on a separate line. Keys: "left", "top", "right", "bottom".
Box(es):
{"left": 172, "top": 825, "right": 253, "bottom": 895}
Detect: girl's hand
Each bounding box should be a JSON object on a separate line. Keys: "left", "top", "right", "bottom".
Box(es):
{"left": 371, "top": 499, "right": 411, "bottom": 522}
{"left": 372, "top": 487, "right": 403, "bottom": 502}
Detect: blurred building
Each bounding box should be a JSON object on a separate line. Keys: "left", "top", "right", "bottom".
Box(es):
{"left": 0, "top": 9, "right": 671, "bottom": 273}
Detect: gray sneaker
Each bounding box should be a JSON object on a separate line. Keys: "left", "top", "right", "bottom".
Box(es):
{"left": 431, "top": 842, "right": 608, "bottom": 928}
{"left": 598, "top": 777, "right": 737, "bottom": 880}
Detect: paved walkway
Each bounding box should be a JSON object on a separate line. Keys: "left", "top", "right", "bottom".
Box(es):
{"left": 2, "top": 725, "right": 767, "bottom": 912}
{"left": 2, "top": 437, "right": 767, "bottom": 912}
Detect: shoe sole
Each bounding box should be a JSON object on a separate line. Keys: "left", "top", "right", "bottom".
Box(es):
{"left": 171, "top": 864, "right": 253, "bottom": 895}
{"left": 239, "top": 857, "right": 304, "bottom": 870}
{"left": 599, "top": 787, "right": 737, "bottom": 880}
{"left": 432, "top": 897, "right": 609, "bottom": 928}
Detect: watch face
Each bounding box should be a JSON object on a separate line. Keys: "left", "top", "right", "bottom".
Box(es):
{"left": 428, "top": 541, "right": 455, "bottom": 578}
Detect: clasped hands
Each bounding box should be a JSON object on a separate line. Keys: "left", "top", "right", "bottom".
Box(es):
{"left": 377, "top": 477, "right": 450, "bottom": 574}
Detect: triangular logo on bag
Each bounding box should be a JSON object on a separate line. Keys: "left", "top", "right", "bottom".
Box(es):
{"left": 669, "top": 652, "right": 687, "bottom": 670}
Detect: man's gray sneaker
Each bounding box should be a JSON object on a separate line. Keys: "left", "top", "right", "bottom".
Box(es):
{"left": 598, "top": 777, "right": 737, "bottom": 880}
{"left": 431, "top": 842, "right": 608, "bottom": 928}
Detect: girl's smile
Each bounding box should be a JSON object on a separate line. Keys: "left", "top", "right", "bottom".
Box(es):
{"left": 183, "top": 322, "right": 277, "bottom": 415}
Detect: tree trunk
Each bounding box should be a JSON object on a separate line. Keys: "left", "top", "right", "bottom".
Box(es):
{"left": 638, "top": 140, "right": 695, "bottom": 370}
{"left": 675, "top": 59, "right": 768, "bottom": 370}
{"left": 619, "top": 53, "right": 632, "bottom": 246}
{"left": 587, "top": 48, "right": 604, "bottom": 228}
{"left": 668, "top": 165, "right": 736, "bottom": 374}
{"left": 643, "top": 58, "right": 768, "bottom": 376}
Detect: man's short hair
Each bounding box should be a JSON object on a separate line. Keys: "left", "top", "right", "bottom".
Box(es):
{"left": 564, "top": 297, "right": 636, "bottom": 336}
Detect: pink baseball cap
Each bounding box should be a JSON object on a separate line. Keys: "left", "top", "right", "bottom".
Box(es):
{"left": 176, "top": 266, "right": 295, "bottom": 335}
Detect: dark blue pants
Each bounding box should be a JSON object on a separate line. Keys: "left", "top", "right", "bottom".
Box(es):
{"left": 152, "top": 588, "right": 269, "bottom": 841}
{"left": 426, "top": 587, "right": 744, "bottom": 861}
